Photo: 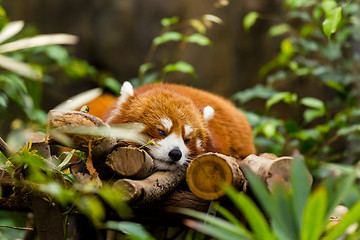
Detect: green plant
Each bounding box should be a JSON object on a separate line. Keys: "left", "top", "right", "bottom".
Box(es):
{"left": 233, "top": 0, "right": 360, "bottom": 168}
{"left": 182, "top": 159, "right": 360, "bottom": 240}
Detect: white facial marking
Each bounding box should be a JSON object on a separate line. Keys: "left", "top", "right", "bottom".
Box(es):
{"left": 161, "top": 118, "right": 173, "bottom": 132}
{"left": 147, "top": 133, "right": 190, "bottom": 170}
{"left": 106, "top": 81, "right": 134, "bottom": 124}
{"left": 196, "top": 139, "right": 203, "bottom": 149}
{"left": 185, "top": 125, "right": 193, "bottom": 137}
{"left": 203, "top": 106, "right": 214, "bottom": 124}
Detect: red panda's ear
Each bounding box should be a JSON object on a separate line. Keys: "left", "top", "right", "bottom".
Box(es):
{"left": 203, "top": 106, "right": 214, "bottom": 124}
{"left": 118, "top": 81, "right": 134, "bottom": 104}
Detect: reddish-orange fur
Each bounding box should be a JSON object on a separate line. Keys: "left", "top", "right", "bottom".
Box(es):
{"left": 88, "top": 83, "right": 256, "bottom": 159}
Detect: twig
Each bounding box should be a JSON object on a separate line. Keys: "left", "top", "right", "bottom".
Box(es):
{"left": 0, "top": 225, "right": 33, "bottom": 231}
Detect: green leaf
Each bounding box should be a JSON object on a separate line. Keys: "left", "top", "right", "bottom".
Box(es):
{"left": 153, "top": 31, "right": 184, "bottom": 45}
{"left": 303, "top": 109, "right": 325, "bottom": 123}
{"left": 106, "top": 221, "right": 155, "bottom": 240}
{"left": 268, "top": 24, "right": 291, "bottom": 37}
{"left": 189, "top": 19, "right": 206, "bottom": 34}
{"left": 184, "top": 219, "right": 249, "bottom": 240}
{"left": 58, "top": 149, "right": 75, "bottom": 169}
{"left": 266, "top": 92, "right": 298, "bottom": 110}
{"left": 180, "top": 208, "right": 252, "bottom": 239}
{"left": 243, "top": 12, "right": 259, "bottom": 32}
{"left": 186, "top": 33, "right": 212, "bottom": 46}
{"left": 160, "top": 16, "right": 179, "bottom": 27}
{"left": 300, "top": 97, "right": 325, "bottom": 110}
{"left": 324, "top": 200, "right": 360, "bottom": 240}
{"left": 224, "top": 185, "right": 275, "bottom": 240}
{"left": 102, "top": 77, "right": 121, "bottom": 94}
{"left": 203, "top": 14, "right": 223, "bottom": 25}
{"left": 300, "top": 186, "right": 328, "bottom": 240}
{"left": 163, "top": 61, "right": 195, "bottom": 75}
{"left": 322, "top": 0, "right": 342, "bottom": 40}
{"left": 45, "top": 45, "right": 70, "bottom": 65}
{"left": 291, "top": 158, "right": 311, "bottom": 235}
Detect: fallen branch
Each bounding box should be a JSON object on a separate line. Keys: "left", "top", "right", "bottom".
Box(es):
{"left": 113, "top": 167, "right": 187, "bottom": 205}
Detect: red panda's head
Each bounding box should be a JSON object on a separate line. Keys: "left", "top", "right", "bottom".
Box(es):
{"left": 106, "top": 82, "right": 214, "bottom": 171}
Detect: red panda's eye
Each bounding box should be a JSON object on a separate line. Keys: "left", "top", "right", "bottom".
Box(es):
{"left": 158, "top": 129, "right": 167, "bottom": 137}
{"left": 184, "top": 138, "right": 190, "bottom": 144}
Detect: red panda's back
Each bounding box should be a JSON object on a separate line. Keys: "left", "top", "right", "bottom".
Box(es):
{"left": 135, "top": 84, "right": 256, "bottom": 159}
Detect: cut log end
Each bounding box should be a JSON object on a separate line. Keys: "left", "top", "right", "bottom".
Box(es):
{"left": 186, "top": 153, "right": 245, "bottom": 201}
{"left": 105, "top": 146, "right": 154, "bottom": 179}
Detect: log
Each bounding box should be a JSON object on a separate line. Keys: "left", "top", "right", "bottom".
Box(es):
{"left": 239, "top": 154, "right": 295, "bottom": 191}
{"left": 186, "top": 153, "right": 246, "bottom": 201}
{"left": 45, "top": 109, "right": 108, "bottom": 151}
{"left": 105, "top": 146, "right": 154, "bottom": 179}
{"left": 113, "top": 167, "right": 187, "bottom": 205}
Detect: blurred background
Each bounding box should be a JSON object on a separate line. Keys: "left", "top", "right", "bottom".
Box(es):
{"left": 3, "top": 0, "right": 281, "bottom": 105}
{"left": 1, "top": 0, "right": 359, "bottom": 164}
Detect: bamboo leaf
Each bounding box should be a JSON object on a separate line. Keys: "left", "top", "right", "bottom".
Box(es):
{"left": 163, "top": 61, "right": 195, "bottom": 75}
{"left": 153, "top": 32, "right": 184, "bottom": 45}
{"left": 186, "top": 33, "right": 212, "bottom": 46}
{"left": 243, "top": 12, "right": 259, "bottom": 32}
{"left": 291, "top": 158, "right": 311, "bottom": 232}
{"left": 180, "top": 208, "right": 252, "bottom": 238}
{"left": 0, "top": 20, "right": 24, "bottom": 44}
{"left": 224, "top": 185, "right": 275, "bottom": 239}
{"left": 300, "top": 186, "right": 328, "bottom": 240}
{"left": 0, "top": 33, "right": 78, "bottom": 53}
{"left": 0, "top": 54, "right": 42, "bottom": 80}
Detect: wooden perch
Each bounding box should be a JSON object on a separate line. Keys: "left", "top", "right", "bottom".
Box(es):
{"left": 45, "top": 109, "right": 109, "bottom": 152}
{"left": 186, "top": 153, "right": 246, "bottom": 201}
{"left": 105, "top": 146, "right": 154, "bottom": 179}
{"left": 239, "top": 154, "right": 295, "bottom": 191}
{"left": 113, "top": 167, "right": 187, "bottom": 205}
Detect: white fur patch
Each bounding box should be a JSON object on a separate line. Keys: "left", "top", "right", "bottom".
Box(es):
{"left": 185, "top": 125, "right": 193, "bottom": 137}
{"left": 106, "top": 81, "right": 134, "bottom": 123}
{"left": 203, "top": 106, "right": 214, "bottom": 123}
{"left": 196, "top": 139, "right": 203, "bottom": 149}
{"left": 147, "top": 133, "right": 190, "bottom": 170}
{"left": 161, "top": 118, "right": 172, "bottom": 132}
{"left": 119, "top": 81, "right": 134, "bottom": 104}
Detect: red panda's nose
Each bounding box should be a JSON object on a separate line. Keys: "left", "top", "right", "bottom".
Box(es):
{"left": 169, "top": 147, "right": 182, "bottom": 161}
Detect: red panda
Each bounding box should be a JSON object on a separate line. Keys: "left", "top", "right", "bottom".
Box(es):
{"left": 84, "top": 82, "right": 256, "bottom": 171}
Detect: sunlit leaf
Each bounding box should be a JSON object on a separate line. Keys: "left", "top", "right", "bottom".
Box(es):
{"left": 0, "top": 54, "right": 42, "bottom": 80}
{"left": 163, "top": 61, "right": 195, "bottom": 76}
{"left": 243, "top": 12, "right": 259, "bottom": 32}
{"left": 186, "top": 33, "right": 212, "bottom": 46}
{"left": 203, "top": 14, "right": 223, "bottom": 24}
{"left": 0, "top": 34, "right": 78, "bottom": 53}
{"left": 161, "top": 16, "right": 179, "bottom": 27}
{"left": 266, "top": 92, "right": 298, "bottom": 110}
{"left": 0, "top": 21, "right": 24, "bottom": 44}
{"left": 300, "top": 97, "right": 325, "bottom": 110}
{"left": 322, "top": 0, "right": 342, "bottom": 40}
{"left": 268, "top": 24, "right": 291, "bottom": 36}
{"left": 189, "top": 19, "right": 206, "bottom": 34}
{"left": 300, "top": 186, "right": 328, "bottom": 240}
{"left": 153, "top": 32, "right": 184, "bottom": 45}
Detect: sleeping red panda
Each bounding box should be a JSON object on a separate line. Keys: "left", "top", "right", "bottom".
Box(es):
{"left": 81, "top": 82, "right": 255, "bottom": 171}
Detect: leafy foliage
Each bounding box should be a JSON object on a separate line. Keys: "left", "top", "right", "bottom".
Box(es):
{"left": 235, "top": 0, "right": 360, "bottom": 166}
{"left": 183, "top": 159, "right": 360, "bottom": 240}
